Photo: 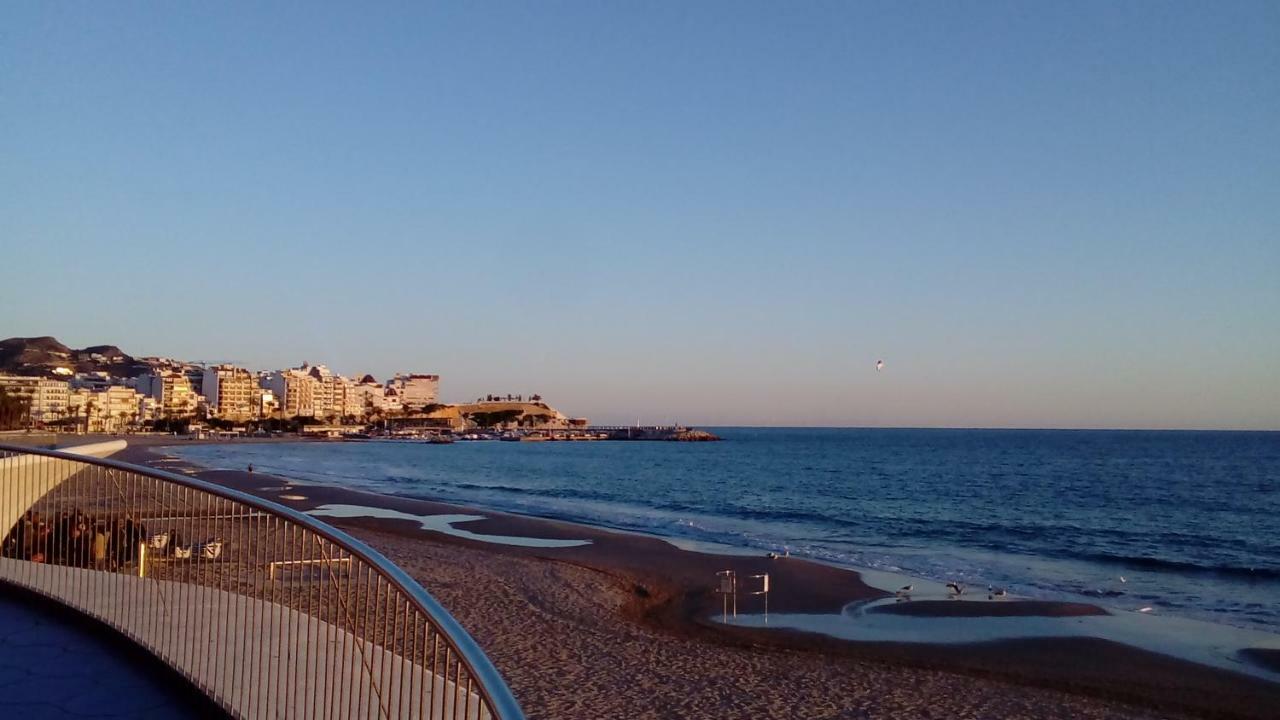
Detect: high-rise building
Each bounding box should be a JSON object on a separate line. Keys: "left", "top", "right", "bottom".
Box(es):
{"left": 349, "top": 375, "right": 386, "bottom": 416}
{"left": 0, "top": 375, "right": 71, "bottom": 425}
{"left": 388, "top": 373, "right": 439, "bottom": 411}
{"left": 265, "top": 367, "right": 318, "bottom": 418}
{"left": 66, "top": 386, "right": 148, "bottom": 432}
{"left": 134, "top": 371, "right": 200, "bottom": 419}
{"left": 202, "top": 365, "right": 260, "bottom": 421}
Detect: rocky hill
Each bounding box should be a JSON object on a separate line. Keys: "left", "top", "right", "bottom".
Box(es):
{"left": 0, "top": 336, "right": 151, "bottom": 378}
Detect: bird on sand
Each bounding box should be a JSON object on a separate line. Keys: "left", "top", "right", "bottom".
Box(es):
{"left": 988, "top": 586, "right": 1007, "bottom": 600}
{"left": 895, "top": 584, "right": 914, "bottom": 600}
{"left": 946, "top": 582, "right": 966, "bottom": 598}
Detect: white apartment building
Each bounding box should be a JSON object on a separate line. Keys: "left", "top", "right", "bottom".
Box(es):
{"left": 66, "top": 386, "right": 147, "bottom": 432}
{"left": 265, "top": 367, "right": 318, "bottom": 418}
{"left": 258, "top": 389, "right": 279, "bottom": 418}
{"left": 202, "top": 364, "right": 260, "bottom": 421}
{"left": 134, "top": 371, "right": 201, "bottom": 419}
{"left": 389, "top": 373, "right": 439, "bottom": 411}
{"left": 0, "top": 375, "right": 71, "bottom": 425}
{"left": 349, "top": 376, "right": 386, "bottom": 416}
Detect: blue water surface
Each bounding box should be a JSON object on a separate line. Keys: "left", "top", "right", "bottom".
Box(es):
{"left": 168, "top": 429, "right": 1280, "bottom": 633}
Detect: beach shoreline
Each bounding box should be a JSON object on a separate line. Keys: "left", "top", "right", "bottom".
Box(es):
{"left": 83, "top": 435, "right": 1278, "bottom": 720}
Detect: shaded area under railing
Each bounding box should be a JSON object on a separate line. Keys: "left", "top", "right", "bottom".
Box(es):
{"left": 0, "top": 443, "right": 524, "bottom": 720}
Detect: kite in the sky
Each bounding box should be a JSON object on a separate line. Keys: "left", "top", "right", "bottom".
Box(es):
{"left": 876, "top": 360, "right": 884, "bottom": 372}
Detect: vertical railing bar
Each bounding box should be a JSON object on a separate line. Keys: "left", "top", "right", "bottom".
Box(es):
{"left": 361, "top": 560, "right": 376, "bottom": 719}
{"left": 330, "top": 542, "right": 345, "bottom": 720}
{"left": 218, "top": 495, "right": 230, "bottom": 707}
{"left": 332, "top": 539, "right": 345, "bottom": 720}
{"left": 374, "top": 565, "right": 387, "bottom": 720}
{"left": 242, "top": 501, "right": 254, "bottom": 715}
{"left": 285, "top": 518, "right": 296, "bottom": 719}
{"left": 204, "top": 487, "right": 213, "bottom": 695}
{"left": 407, "top": 599, "right": 418, "bottom": 719}
{"left": 267, "top": 512, "right": 280, "bottom": 720}
{"left": 418, "top": 618, "right": 429, "bottom": 720}
{"left": 431, "top": 630, "right": 441, "bottom": 720}
{"left": 233, "top": 499, "right": 246, "bottom": 714}
{"left": 465, "top": 675, "right": 474, "bottom": 720}
{"left": 253, "top": 507, "right": 266, "bottom": 720}
{"left": 343, "top": 552, "right": 356, "bottom": 720}
{"left": 306, "top": 526, "right": 317, "bottom": 720}
{"left": 203, "top": 491, "right": 214, "bottom": 702}
{"left": 408, "top": 610, "right": 418, "bottom": 720}
{"left": 181, "top": 484, "right": 193, "bottom": 686}
{"left": 338, "top": 547, "right": 354, "bottom": 720}
{"left": 322, "top": 537, "right": 335, "bottom": 720}
{"left": 454, "top": 642, "right": 463, "bottom": 720}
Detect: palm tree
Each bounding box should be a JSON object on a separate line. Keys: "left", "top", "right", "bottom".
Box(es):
{"left": 83, "top": 398, "right": 97, "bottom": 434}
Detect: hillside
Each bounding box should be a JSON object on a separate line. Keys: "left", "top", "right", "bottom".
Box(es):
{"left": 0, "top": 336, "right": 151, "bottom": 378}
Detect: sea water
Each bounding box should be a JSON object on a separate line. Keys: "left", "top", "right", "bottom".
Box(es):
{"left": 167, "top": 428, "right": 1279, "bottom": 634}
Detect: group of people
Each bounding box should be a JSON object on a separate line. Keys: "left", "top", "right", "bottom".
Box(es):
{"left": 2, "top": 509, "right": 149, "bottom": 570}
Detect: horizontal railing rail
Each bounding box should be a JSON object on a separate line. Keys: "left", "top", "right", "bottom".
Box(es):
{"left": 0, "top": 442, "right": 523, "bottom": 720}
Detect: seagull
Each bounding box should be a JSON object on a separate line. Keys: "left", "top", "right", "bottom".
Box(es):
{"left": 876, "top": 360, "right": 885, "bottom": 372}
{"left": 895, "top": 584, "right": 914, "bottom": 599}
{"left": 946, "top": 582, "right": 966, "bottom": 598}
{"left": 988, "top": 586, "right": 1007, "bottom": 600}
{"left": 1137, "top": 606, "right": 1153, "bottom": 613}
{"left": 1119, "top": 576, "right": 1127, "bottom": 583}
{"left": 767, "top": 552, "right": 779, "bottom": 560}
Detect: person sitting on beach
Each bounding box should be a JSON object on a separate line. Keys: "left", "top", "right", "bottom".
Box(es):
{"left": 92, "top": 524, "right": 109, "bottom": 570}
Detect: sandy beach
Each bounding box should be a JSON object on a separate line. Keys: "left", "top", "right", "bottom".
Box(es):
{"left": 64, "top": 436, "right": 1272, "bottom": 720}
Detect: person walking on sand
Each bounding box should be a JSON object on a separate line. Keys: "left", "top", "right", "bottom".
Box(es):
{"left": 247, "top": 463, "right": 254, "bottom": 474}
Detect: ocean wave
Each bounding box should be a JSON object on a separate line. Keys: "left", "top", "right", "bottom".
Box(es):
{"left": 1072, "top": 552, "right": 1280, "bottom": 580}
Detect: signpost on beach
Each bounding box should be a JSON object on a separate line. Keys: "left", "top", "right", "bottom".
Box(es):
{"left": 716, "top": 570, "right": 736, "bottom": 621}
{"left": 746, "top": 573, "right": 769, "bottom": 624}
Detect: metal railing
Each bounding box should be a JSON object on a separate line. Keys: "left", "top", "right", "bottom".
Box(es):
{"left": 0, "top": 443, "right": 523, "bottom": 720}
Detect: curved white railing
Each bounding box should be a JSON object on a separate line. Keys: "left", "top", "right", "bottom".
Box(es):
{"left": 0, "top": 443, "right": 523, "bottom": 720}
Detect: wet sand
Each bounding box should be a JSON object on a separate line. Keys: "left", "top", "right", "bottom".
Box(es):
{"left": 109, "top": 439, "right": 1280, "bottom": 719}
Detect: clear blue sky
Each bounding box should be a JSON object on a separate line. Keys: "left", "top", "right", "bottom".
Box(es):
{"left": 2, "top": 2, "right": 1277, "bottom": 429}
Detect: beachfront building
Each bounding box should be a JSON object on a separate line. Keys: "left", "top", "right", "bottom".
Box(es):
{"left": 349, "top": 375, "right": 386, "bottom": 417}
{"left": 134, "top": 370, "right": 201, "bottom": 419}
{"left": 306, "top": 364, "right": 351, "bottom": 421}
{"left": 202, "top": 364, "right": 260, "bottom": 421}
{"left": 66, "top": 386, "right": 147, "bottom": 432}
{"left": 257, "top": 388, "right": 279, "bottom": 418}
{"left": 338, "top": 376, "right": 364, "bottom": 419}
{"left": 265, "top": 366, "right": 319, "bottom": 418}
{"left": 69, "top": 371, "right": 117, "bottom": 391}
{"left": 0, "top": 375, "right": 71, "bottom": 424}
{"left": 388, "top": 373, "right": 439, "bottom": 411}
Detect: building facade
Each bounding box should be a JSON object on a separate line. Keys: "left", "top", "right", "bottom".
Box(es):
{"left": 389, "top": 373, "right": 439, "bottom": 411}
{"left": 202, "top": 365, "right": 260, "bottom": 421}
{"left": 66, "top": 386, "right": 147, "bottom": 432}
{"left": 0, "top": 375, "right": 71, "bottom": 425}
{"left": 265, "top": 367, "right": 318, "bottom": 418}
{"left": 134, "top": 371, "right": 201, "bottom": 419}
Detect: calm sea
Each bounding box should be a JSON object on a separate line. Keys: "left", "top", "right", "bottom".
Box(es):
{"left": 169, "top": 429, "right": 1280, "bottom": 633}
